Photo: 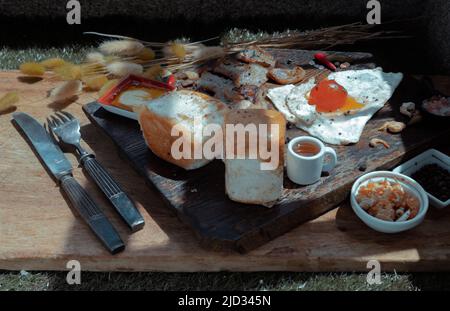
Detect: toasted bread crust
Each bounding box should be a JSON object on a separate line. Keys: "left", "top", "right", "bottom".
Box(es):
{"left": 224, "top": 109, "right": 286, "bottom": 160}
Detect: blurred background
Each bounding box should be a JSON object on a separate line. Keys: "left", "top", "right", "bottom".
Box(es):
{"left": 0, "top": 0, "right": 449, "bottom": 73}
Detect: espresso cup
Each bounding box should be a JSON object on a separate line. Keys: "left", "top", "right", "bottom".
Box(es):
{"left": 287, "top": 136, "right": 337, "bottom": 185}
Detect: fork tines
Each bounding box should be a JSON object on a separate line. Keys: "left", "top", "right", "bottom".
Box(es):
{"left": 47, "top": 111, "right": 75, "bottom": 129}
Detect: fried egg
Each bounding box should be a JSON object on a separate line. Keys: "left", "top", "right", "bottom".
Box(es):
{"left": 267, "top": 68, "right": 403, "bottom": 145}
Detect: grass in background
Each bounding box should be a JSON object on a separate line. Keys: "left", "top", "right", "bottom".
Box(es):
{"left": 0, "top": 271, "right": 418, "bottom": 291}
{"left": 0, "top": 45, "right": 93, "bottom": 70}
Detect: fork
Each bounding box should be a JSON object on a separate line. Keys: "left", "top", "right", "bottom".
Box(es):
{"left": 47, "top": 111, "right": 145, "bottom": 232}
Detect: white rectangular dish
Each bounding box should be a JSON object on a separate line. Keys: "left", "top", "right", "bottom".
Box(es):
{"left": 393, "top": 149, "right": 450, "bottom": 208}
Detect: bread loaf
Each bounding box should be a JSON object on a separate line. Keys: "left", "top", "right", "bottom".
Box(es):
{"left": 224, "top": 109, "right": 286, "bottom": 206}
{"left": 138, "top": 90, "right": 229, "bottom": 170}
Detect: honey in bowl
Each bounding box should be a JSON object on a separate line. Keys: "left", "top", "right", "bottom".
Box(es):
{"left": 294, "top": 141, "right": 321, "bottom": 157}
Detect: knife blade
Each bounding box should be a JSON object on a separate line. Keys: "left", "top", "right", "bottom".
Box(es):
{"left": 13, "top": 112, "right": 73, "bottom": 180}
{"left": 13, "top": 112, "right": 125, "bottom": 254}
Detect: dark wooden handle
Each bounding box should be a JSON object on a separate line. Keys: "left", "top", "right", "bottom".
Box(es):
{"left": 60, "top": 175, "right": 125, "bottom": 254}
{"left": 82, "top": 156, "right": 145, "bottom": 232}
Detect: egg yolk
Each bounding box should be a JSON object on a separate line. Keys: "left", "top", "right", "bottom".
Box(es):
{"left": 308, "top": 79, "right": 347, "bottom": 112}
{"left": 340, "top": 96, "right": 364, "bottom": 111}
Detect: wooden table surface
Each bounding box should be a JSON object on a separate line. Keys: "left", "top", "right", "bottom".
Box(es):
{"left": 1, "top": 70, "right": 450, "bottom": 272}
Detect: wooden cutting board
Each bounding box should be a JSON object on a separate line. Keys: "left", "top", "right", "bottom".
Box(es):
{"left": 84, "top": 49, "right": 450, "bottom": 253}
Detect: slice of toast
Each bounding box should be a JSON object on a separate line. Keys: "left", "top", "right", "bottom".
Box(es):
{"left": 236, "top": 45, "right": 276, "bottom": 68}
{"left": 213, "top": 59, "right": 268, "bottom": 87}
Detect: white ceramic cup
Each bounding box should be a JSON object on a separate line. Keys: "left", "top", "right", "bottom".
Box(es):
{"left": 287, "top": 136, "right": 337, "bottom": 185}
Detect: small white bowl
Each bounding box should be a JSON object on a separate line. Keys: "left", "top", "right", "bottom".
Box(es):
{"left": 393, "top": 149, "right": 450, "bottom": 208}
{"left": 350, "top": 171, "right": 429, "bottom": 233}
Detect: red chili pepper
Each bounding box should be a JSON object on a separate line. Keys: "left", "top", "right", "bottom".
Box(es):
{"left": 314, "top": 52, "right": 337, "bottom": 71}
{"left": 166, "top": 74, "right": 176, "bottom": 87}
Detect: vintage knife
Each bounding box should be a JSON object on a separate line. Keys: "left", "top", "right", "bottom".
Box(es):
{"left": 12, "top": 112, "right": 125, "bottom": 254}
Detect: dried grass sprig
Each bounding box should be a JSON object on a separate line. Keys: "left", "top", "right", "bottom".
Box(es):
{"left": 224, "top": 23, "right": 394, "bottom": 51}
{"left": 99, "top": 40, "right": 145, "bottom": 56}
{"left": 106, "top": 62, "right": 144, "bottom": 76}
{"left": 49, "top": 80, "right": 82, "bottom": 102}
{"left": 0, "top": 92, "right": 19, "bottom": 114}
{"left": 80, "top": 22, "right": 405, "bottom": 76}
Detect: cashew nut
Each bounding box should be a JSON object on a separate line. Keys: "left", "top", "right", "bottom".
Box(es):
{"left": 369, "top": 138, "right": 390, "bottom": 149}
{"left": 378, "top": 121, "right": 406, "bottom": 133}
